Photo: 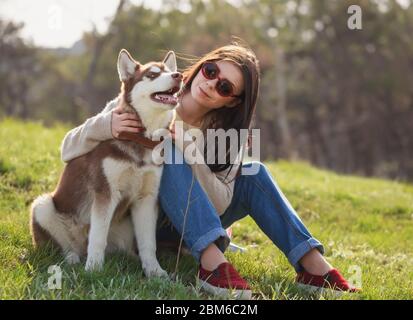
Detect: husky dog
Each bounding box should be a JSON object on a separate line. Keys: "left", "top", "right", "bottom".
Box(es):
{"left": 30, "top": 49, "right": 182, "bottom": 277}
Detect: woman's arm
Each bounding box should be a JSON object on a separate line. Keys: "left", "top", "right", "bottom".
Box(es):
{"left": 60, "top": 100, "right": 114, "bottom": 162}
{"left": 173, "top": 123, "right": 241, "bottom": 215}
{"left": 60, "top": 97, "right": 143, "bottom": 162}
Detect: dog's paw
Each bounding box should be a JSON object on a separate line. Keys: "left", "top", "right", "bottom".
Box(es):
{"left": 146, "top": 267, "right": 168, "bottom": 278}
{"left": 143, "top": 262, "right": 168, "bottom": 278}
{"left": 65, "top": 252, "right": 80, "bottom": 265}
{"left": 85, "top": 254, "right": 104, "bottom": 272}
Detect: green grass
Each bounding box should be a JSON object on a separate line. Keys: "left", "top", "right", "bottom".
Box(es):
{"left": 1, "top": 117, "right": 412, "bottom": 300}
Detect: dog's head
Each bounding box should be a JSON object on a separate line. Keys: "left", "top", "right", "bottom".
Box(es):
{"left": 117, "top": 49, "right": 183, "bottom": 113}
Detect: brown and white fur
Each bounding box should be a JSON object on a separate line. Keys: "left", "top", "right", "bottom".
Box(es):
{"left": 30, "top": 49, "right": 182, "bottom": 277}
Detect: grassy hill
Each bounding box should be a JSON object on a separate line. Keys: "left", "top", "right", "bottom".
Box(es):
{"left": 0, "top": 118, "right": 412, "bottom": 299}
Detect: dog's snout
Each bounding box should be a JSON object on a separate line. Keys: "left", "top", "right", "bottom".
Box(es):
{"left": 171, "top": 72, "right": 183, "bottom": 81}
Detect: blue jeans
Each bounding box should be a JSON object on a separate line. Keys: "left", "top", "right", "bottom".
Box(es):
{"left": 157, "top": 142, "right": 324, "bottom": 272}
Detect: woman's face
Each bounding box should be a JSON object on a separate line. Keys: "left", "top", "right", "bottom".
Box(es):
{"left": 190, "top": 60, "right": 244, "bottom": 110}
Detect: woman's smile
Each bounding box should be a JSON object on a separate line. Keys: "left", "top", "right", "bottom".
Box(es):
{"left": 199, "top": 86, "right": 211, "bottom": 99}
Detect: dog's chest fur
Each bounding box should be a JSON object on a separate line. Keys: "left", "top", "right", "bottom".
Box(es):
{"left": 53, "top": 137, "right": 163, "bottom": 222}
{"left": 102, "top": 140, "right": 162, "bottom": 201}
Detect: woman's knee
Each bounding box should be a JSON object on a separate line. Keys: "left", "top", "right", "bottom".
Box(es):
{"left": 241, "top": 160, "right": 268, "bottom": 177}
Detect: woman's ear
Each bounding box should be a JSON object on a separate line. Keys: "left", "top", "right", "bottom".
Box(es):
{"left": 226, "top": 97, "right": 242, "bottom": 108}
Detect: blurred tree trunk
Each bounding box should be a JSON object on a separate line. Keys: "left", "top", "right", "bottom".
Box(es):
{"left": 19, "top": 81, "right": 29, "bottom": 119}
{"left": 274, "top": 46, "right": 297, "bottom": 159}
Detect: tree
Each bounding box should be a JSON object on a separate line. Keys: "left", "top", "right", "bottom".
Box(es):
{"left": 0, "top": 20, "right": 38, "bottom": 118}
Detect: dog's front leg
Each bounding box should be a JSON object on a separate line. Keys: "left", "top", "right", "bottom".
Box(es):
{"left": 131, "top": 197, "right": 167, "bottom": 278}
{"left": 85, "top": 199, "right": 116, "bottom": 271}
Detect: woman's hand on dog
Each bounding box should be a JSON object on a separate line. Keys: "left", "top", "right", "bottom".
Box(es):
{"left": 111, "top": 105, "right": 176, "bottom": 141}
{"left": 111, "top": 105, "right": 144, "bottom": 138}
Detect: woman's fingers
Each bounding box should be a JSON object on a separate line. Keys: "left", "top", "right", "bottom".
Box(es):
{"left": 113, "top": 127, "right": 141, "bottom": 139}
{"left": 112, "top": 105, "right": 124, "bottom": 114}
{"left": 120, "top": 126, "right": 141, "bottom": 133}
{"left": 111, "top": 107, "right": 161, "bottom": 141}
{"left": 119, "top": 112, "right": 141, "bottom": 121}
{"left": 119, "top": 112, "right": 135, "bottom": 120}
{"left": 121, "top": 119, "right": 142, "bottom": 128}
{"left": 119, "top": 114, "right": 143, "bottom": 127}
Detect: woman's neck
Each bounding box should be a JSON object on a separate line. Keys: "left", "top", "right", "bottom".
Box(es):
{"left": 175, "top": 91, "right": 209, "bottom": 127}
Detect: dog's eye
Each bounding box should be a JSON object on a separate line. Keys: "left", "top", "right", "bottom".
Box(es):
{"left": 146, "top": 72, "right": 159, "bottom": 79}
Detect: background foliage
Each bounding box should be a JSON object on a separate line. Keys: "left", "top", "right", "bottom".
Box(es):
{"left": 1, "top": 0, "right": 413, "bottom": 181}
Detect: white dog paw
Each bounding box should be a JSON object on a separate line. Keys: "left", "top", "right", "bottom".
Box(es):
{"left": 85, "top": 254, "right": 104, "bottom": 272}
{"left": 65, "top": 252, "right": 80, "bottom": 265}
{"left": 143, "top": 262, "right": 168, "bottom": 278}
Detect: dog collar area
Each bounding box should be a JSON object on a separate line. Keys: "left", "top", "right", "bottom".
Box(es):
{"left": 117, "top": 132, "right": 163, "bottom": 149}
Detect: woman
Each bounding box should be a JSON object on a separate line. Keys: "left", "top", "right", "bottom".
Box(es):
{"left": 61, "top": 43, "right": 358, "bottom": 299}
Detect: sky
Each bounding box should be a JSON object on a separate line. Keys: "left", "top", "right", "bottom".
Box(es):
{"left": 0, "top": 0, "right": 163, "bottom": 48}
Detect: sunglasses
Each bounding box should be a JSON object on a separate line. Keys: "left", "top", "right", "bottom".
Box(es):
{"left": 200, "top": 61, "right": 241, "bottom": 98}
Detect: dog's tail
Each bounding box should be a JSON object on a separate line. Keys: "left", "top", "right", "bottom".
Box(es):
{"left": 30, "top": 194, "right": 57, "bottom": 248}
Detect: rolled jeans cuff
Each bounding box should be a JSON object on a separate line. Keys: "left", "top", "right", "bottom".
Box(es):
{"left": 287, "top": 238, "right": 325, "bottom": 272}
{"left": 190, "top": 227, "right": 230, "bottom": 262}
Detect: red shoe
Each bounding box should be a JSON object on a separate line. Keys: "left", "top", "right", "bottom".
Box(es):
{"left": 296, "top": 268, "right": 361, "bottom": 296}
{"left": 198, "top": 262, "right": 252, "bottom": 300}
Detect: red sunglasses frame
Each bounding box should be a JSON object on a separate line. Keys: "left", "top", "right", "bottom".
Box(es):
{"left": 200, "top": 61, "right": 241, "bottom": 98}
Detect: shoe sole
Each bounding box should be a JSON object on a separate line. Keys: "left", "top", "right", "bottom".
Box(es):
{"left": 199, "top": 279, "right": 252, "bottom": 300}
{"left": 227, "top": 242, "right": 247, "bottom": 253}
{"left": 296, "top": 283, "right": 358, "bottom": 298}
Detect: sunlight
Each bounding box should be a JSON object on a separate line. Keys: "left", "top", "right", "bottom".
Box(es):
{"left": 0, "top": 0, "right": 162, "bottom": 48}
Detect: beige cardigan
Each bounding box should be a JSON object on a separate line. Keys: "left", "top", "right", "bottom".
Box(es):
{"left": 60, "top": 97, "right": 241, "bottom": 215}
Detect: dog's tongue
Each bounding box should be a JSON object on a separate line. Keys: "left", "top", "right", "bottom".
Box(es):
{"left": 156, "top": 94, "right": 178, "bottom": 105}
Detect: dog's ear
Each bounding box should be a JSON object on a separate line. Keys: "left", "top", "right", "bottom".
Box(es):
{"left": 118, "top": 49, "right": 139, "bottom": 81}
{"left": 163, "top": 51, "right": 177, "bottom": 72}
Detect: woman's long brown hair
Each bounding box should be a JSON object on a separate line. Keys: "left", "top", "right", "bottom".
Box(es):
{"left": 179, "top": 42, "right": 261, "bottom": 180}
